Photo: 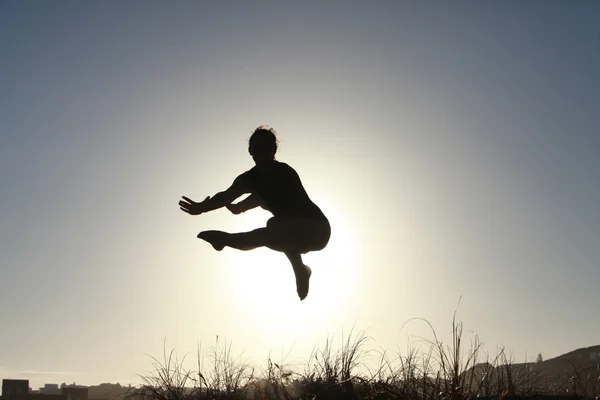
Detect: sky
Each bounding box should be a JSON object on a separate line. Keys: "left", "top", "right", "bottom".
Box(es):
{"left": 1, "top": 0, "right": 599, "bottom": 390}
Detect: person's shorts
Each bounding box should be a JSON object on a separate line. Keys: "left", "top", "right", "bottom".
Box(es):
{"left": 267, "top": 217, "right": 331, "bottom": 253}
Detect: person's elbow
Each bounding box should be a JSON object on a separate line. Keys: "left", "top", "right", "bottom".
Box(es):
{"left": 220, "top": 188, "right": 244, "bottom": 205}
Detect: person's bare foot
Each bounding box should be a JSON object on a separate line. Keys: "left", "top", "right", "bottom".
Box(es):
{"left": 293, "top": 264, "right": 312, "bottom": 300}
{"left": 197, "top": 230, "right": 227, "bottom": 251}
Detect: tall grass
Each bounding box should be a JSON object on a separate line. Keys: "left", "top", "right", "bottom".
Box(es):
{"left": 128, "top": 316, "right": 599, "bottom": 400}
{"left": 297, "top": 328, "right": 371, "bottom": 398}
{"left": 129, "top": 337, "right": 254, "bottom": 400}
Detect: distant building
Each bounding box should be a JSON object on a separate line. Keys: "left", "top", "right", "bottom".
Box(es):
{"left": 29, "top": 395, "right": 65, "bottom": 400}
{"left": 61, "top": 387, "right": 87, "bottom": 400}
{"left": 87, "top": 383, "right": 128, "bottom": 400}
{"left": 2, "top": 380, "right": 29, "bottom": 400}
{"left": 39, "top": 386, "right": 60, "bottom": 396}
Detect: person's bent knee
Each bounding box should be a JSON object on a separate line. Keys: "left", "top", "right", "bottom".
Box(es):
{"left": 298, "top": 219, "right": 331, "bottom": 253}
{"left": 266, "top": 217, "right": 281, "bottom": 230}
{"left": 311, "top": 220, "right": 331, "bottom": 252}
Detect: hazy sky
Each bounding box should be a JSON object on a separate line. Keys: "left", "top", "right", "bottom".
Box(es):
{"left": 1, "top": 0, "right": 599, "bottom": 389}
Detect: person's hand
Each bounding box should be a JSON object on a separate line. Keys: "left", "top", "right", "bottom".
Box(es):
{"left": 226, "top": 202, "right": 242, "bottom": 215}
{"left": 179, "top": 196, "right": 209, "bottom": 215}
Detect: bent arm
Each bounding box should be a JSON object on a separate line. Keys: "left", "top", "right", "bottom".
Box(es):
{"left": 235, "top": 193, "right": 270, "bottom": 213}
{"left": 201, "top": 175, "right": 249, "bottom": 212}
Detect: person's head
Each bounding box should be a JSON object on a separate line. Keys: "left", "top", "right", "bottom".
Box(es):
{"left": 248, "top": 125, "right": 278, "bottom": 165}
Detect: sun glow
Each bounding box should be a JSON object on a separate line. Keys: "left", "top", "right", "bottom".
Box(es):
{"left": 218, "top": 207, "right": 360, "bottom": 336}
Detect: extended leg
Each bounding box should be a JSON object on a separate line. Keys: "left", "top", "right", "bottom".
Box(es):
{"left": 197, "top": 227, "right": 290, "bottom": 252}
{"left": 198, "top": 216, "right": 309, "bottom": 253}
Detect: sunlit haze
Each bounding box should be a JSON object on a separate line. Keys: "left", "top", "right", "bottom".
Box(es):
{"left": 1, "top": 1, "right": 599, "bottom": 390}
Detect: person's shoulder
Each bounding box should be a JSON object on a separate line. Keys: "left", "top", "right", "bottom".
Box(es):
{"left": 274, "top": 161, "right": 301, "bottom": 178}
{"left": 275, "top": 160, "right": 295, "bottom": 171}
{"left": 237, "top": 166, "right": 256, "bottom": 181}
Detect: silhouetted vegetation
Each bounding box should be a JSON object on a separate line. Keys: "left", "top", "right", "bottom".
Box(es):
{"left": 127, "top": 316, "right": 600, "bottom": 400}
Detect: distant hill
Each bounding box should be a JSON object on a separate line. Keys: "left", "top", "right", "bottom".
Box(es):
{"left": 464, "top": 344, "right": 600, "bottom": 397}
{"left": 549, "top": 344, "right": 600, "bottom": 363}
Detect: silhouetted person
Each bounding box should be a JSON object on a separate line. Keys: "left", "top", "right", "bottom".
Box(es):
{"left": 179, "top": 126, "right": 331, "bottom": 300}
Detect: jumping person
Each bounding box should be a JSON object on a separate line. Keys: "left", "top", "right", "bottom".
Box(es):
{"left": 178, "top": 126, "right": 331, "bottom": 300}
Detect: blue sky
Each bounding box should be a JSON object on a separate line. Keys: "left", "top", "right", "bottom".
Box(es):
{"left": 1, "top": 0, "right": 599, "bottom": 389}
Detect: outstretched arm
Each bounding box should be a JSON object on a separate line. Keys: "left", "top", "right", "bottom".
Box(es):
{"left": 226, "top": 193, "right": 270, "bottom": 214}
{"left": 179, "top": 175, "right": 249, "bottom": 215}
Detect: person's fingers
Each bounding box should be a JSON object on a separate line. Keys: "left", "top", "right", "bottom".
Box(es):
{"left": 180, "top": 207, "right": 190, "bottom": 214}
{"left": 181, "top": 196, "right": 194, "bottom": 203}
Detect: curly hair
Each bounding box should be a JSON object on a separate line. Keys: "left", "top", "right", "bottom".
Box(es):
{"left": 248, "top": 125, "right": 279, "bottom": 157}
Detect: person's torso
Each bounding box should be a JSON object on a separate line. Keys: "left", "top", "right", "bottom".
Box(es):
{"left": 242, "top": 161, "right": 327, "bottom": 220}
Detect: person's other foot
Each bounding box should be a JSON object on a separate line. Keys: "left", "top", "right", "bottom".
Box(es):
{"left": 197, "top": 230, "right": 227, "bottom": 251}
{"left": 294, "top": 264, "right": 312, "bottom": 300}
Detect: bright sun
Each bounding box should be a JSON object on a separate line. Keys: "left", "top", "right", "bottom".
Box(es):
{"left": 218, "top": 206, "right": 360, "bottom": 336}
